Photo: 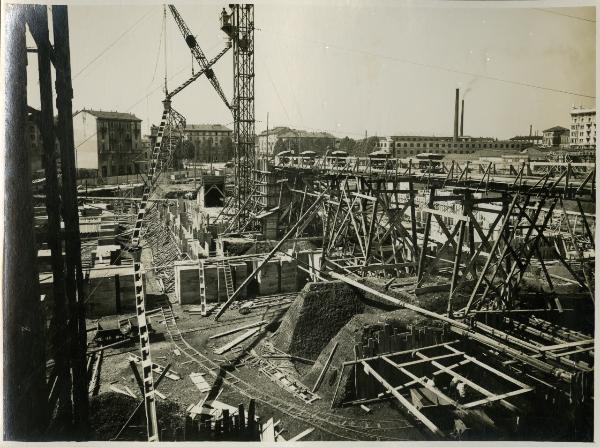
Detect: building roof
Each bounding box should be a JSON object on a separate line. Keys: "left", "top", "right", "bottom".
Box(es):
{"left": 571, "top": 107, "right": 596, "bottom": 115}
{"left": 543, "top": 126, "right": 569, "bottom": 133}
{"left": 510, "top": 135, "right": 543, "bottom": 141}
{"left": 184, "top": 124, "right": 232, "bottom": 132}
{"left": 77, "top": 109, "right": 142, "bottom": 121}
{"left": 258, "top": 126, "right": 335, "bottom": 139}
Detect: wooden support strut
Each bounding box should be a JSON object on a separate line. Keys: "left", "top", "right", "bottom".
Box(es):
{"left": 329, "top": 272, "right": 574, "bottom": 383}
{"left": 214, "top": 191, "right": 328, "bottom": 320}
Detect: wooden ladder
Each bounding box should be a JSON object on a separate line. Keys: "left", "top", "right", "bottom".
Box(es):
{"left": 128, "top": 104, "right": 170, "bottom": 442}
{"left": 198, "top": 260, "right": 207, "bottom": 316}
{"left": 221, "top": 259, "right": 235, "bottom": 300}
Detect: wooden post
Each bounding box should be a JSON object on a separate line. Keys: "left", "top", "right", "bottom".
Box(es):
{"left": 53, "top": 5, "right": 89, "bottom": 436}
{"left": 417, "top": 188, "right": 435, "bottom": 285}
{"left": 28, "top": 3, "right": 73, "bottom": 432}
{"left": 3, "top": 5, "right": 48, "bottom": 439}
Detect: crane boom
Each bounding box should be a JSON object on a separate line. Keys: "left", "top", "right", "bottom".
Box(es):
{"left": 168, "top": 5, "right": 231, "bottom": 110}
{"left": 166, "top": 43, "right": 231, "bottom": 100}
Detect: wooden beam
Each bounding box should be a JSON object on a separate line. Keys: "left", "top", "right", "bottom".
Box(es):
{"left": 462, "top": 387, "right": 533, "bottom": 409}
{"left": 361, "top": 361, "right": 444, "bottom": 437}
{"left": 208, "top": 321, "right": 266, "bottom": 340}
{"left": 382, "top": 357, "right": 459, "bottom": 407}
{"left": 537, "top": 339, "right": 594, "bottom": 352}
{"left": 213, "top": 327, "right": 262, "bottom": 355}
{"left": 312, "top": 343, "right": 339, "bottom": 393}
{"left": 288, "top": 427, "right": 314, "bottom": 441}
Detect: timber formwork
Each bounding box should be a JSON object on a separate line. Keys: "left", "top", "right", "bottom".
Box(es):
{"left": 267, "top": 156, "right": 594, "bottom": 318}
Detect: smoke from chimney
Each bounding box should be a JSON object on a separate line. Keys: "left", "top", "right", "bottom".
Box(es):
{"left": 453, "top": 88, "right": 459, "bottom": 142}
{"left": 460, "top": 99, "right": 465, "bottom": 137}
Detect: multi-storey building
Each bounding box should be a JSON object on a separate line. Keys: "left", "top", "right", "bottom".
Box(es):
{"left": 542, "top": 126, "right": 570, "bottom": 148}
{"left": 73, "top": 109, "right": 143, "bottom": 177}
{"left": 183, "top": 124, "right": 232, "bottom": 162}
{"left": 374, "top": 135, "right": 528, "bottom": 157}
{"left": 150, "top": 123, "right": 233, "bottom": 163}
{"left": 257, "top": 126, "right": 336, "bottom": 157}
{"left": 570, "top": 107, "right": 596, "bottom": 149}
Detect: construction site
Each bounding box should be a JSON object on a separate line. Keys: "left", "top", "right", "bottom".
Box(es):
{"left": 3, "top": 3, "right": 596, "bottom": 443}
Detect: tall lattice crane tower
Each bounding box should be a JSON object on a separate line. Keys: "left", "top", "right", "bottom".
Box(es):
{"left": 221, "top": 5, "right": 255, "bottom": 221}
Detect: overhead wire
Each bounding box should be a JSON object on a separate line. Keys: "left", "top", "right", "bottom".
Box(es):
{"left": 73, "top": 9, "right": 154, "bottom": 79}
{"left": 260, "top": 28, "right": 595, "bottom": 99}
{"left": 534, "top": 8, "right": 596, "bottom": 23}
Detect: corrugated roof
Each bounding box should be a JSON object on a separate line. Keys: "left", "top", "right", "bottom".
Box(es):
{"left": 78, "top": 109, "right": 141, "bottom": 121}
{"left": 184, "top": 124, "right": 232, "bottom": 132}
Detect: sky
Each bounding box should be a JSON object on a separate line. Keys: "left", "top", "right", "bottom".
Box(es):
{"left": 26, "top": 2, "right": 596, "bottom": 140}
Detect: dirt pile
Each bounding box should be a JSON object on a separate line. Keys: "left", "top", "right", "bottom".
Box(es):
{"left": 271, "top": 281, "right": 365, "bottom": 360}
{"left": 303, "top": 308, "right": 446, "bottom": 405}
{"left": 89, "top": 391, "right": 186, "bottom": 441}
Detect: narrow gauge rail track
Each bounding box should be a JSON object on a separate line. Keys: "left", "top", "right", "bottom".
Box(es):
{"left": 160, "top": 307, "right": 415, "bottom": 441}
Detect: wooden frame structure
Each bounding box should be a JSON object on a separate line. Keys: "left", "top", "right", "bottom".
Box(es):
{"left": 333, "top": 342, "right": 533, "bottom": 438}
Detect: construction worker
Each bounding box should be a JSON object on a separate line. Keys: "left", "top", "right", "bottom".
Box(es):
{"left": 448, "top": 376, "right": 459, "bottom": 399}
{"left": 457, "top": 381, "right": 467, "bottom": 403}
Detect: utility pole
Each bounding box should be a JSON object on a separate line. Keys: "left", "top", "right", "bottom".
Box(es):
{"left": 266, "top": 112, "right": 269, "bottom": 159}
{"left": 194, "top": 143, "right": 197, "bottom": 192}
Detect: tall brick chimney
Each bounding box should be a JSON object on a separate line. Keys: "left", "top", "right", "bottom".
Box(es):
{"left": 453, "top": 88, "right": 459, "bottom": 142}
{"left": 460, "top": 99, "right": 464, "bottom": 137}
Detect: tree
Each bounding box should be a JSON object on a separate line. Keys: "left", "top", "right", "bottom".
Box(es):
{"left": 219, "top": 136, "right": 233, "bottom": 161}
{"left": 200, "top": 139, "right": 213, "bottom": 162}
{"left": 273, "top": 138, "right": 286, "bottom": 155}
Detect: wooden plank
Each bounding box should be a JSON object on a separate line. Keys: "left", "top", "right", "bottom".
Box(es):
{"left": 109, "top": 385, "right": 132, "bottom": 397}
{"left": 389, "top": 361, "right": 458, "bottom": 407}
{"left": 361, "top": 361, "right": 444, "bottom": 437}
{"left": 462, "top": 387, "right": 533, "bottom": 409}
{"left": 261, "top": 418, "right": 276, "bottom": 442}
{"left": 342, "top": 341, "right": 460, "bottom": 366}
{"left": 288, "top": 427, "right": 315, "bottom": 441}
{"left": 208, "top": 321, "right": 266, "bottom": 340}
{"left": 312, "top": 342, "right": 339, "bottom": 393}
{"left": 128, "top": 354, "right": 181, "bottom": 380}
{"left": 537, "top": 339, "right": 594, "bottom": 352}
{"left": 213, "top": 327, "right": 262, "bottom": 355}
{"left": 444, "top": 345, "right": 530, "bottom": 388}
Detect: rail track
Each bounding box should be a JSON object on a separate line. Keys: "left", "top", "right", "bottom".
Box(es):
{"left": 160, "top": 306, "right": 416, "bottom": 441}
